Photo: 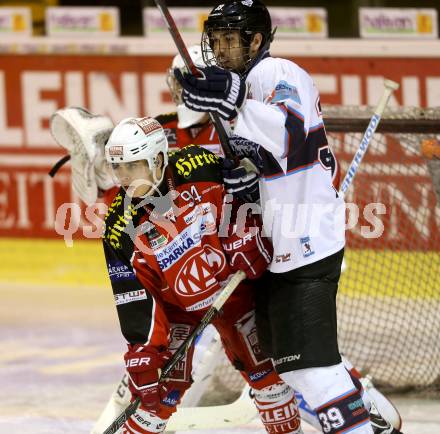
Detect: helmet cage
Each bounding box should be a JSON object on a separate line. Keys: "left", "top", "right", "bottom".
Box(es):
{"left": 201, "top": 26, "right": 255, "bottom": 75}
{"left": 166, "top": 44, "right": 209, "bottom": 128}
{"left": 166, "top": 68, "right": 184, "bottom": 106}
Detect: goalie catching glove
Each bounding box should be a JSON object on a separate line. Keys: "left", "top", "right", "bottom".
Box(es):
{"left": 174, "top": 66, "right": 247, "bottom": 121}
{"left": 49, "top": 107, "right": 115, "bottom": 205}
{"left": 222, "top": 209, "right": 272, "bottom": 280}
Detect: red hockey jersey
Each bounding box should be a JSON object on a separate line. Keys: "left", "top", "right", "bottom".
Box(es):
{"left": 103, "top": 145, "right": 250, "bottom": 348}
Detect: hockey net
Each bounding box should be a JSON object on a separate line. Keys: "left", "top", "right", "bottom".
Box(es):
{"left": 197, "top": 106, "right": 440, "bottom": 405}
{"left": 327, "top": 105, "right": 440, "bottom": 395}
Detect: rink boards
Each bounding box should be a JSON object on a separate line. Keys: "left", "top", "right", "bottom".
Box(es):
{"left": 1, "top": 239, "right": 438, "bottom": 299}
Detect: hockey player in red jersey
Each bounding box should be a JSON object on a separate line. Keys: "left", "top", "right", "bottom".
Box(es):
{"left": 175, "top": 1, "right": 403, "bottom": 433}
{"left": 102, "top": 116, "right": 303, "bottom": 434}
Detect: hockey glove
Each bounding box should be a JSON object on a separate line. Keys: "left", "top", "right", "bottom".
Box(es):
{"left": 174, "top": 66, "right": 247, "bottom": 121}
{"left": 222, "top": 157, "right": 260, "bottom": 203}
{"left": 124, "top": 344, "right": 172, "bottom": 409}
{"left": 222, "top": 212, "right": 272, "bottom": 280}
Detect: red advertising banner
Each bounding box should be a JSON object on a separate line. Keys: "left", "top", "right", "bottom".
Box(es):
{"left": 0, "top": 53, "right": 439, "bottom": 242}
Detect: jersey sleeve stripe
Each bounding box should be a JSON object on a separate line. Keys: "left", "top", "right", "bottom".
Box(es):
{"left": 309, "top": 122, "right": 325, "bottom": 133}
{"left": 262, "top": 160, "right": 320, "bottom": 181}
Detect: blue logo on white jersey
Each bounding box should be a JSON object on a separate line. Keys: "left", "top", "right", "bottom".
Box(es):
{"left": 272, "top": 80, "right": 301, "bottom": 105}
{"left": 300, "top": 236, "right": 315, "bottom": 258}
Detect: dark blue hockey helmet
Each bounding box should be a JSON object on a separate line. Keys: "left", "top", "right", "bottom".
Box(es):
{"left": 201, "top": 0, "right": 273, "bottom": 75}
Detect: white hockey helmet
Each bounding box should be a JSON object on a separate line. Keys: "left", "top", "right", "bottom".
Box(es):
{"left": 167, "top": 45, "right": 208, "bottom": 129}
{"left": 105, "top": 117, "right": 168, "bottom": 186}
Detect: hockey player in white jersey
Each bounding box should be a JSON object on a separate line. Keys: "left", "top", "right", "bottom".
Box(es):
{"left": 175, "top": 1, "right": 403, "bottom": 433}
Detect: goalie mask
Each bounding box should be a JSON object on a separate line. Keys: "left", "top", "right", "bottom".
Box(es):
{"left": 166, "top": 44, "right": 208, "bottom": 129}
{"left": 201, "top": 0, "right": 273, "bottom": 76}
{"left": 105, "top": 117, "right": 168, "bottom": 198}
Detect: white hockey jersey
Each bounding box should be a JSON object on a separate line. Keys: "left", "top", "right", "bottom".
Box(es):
{"left": 233, "top": 56, "right": 345, "bottom": 273}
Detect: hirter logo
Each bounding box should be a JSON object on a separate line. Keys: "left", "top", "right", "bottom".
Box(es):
{"left": 136, "top": 117, "right": 162, "bottom": 135}
{"left": 109, "top": 146, "right": 123, "bottom": 156}
{"left": 175, "top": 246, "right": 226, "bottom": 297}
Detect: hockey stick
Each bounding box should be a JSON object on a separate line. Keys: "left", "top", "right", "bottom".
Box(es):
{"left": 102, "top": 270, "right": 246, "bottom": 434}
{"left": 153, "top": 0, "right": 235, "bottom": 159}
{"left": 339, "top": 79, "right": 399, "bottom": 194}
{"left": 337, "top": 80, "right": 399, "bottom": 295}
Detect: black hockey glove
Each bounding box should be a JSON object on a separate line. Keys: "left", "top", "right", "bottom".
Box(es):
{"left": 174, "top": 66, "right": 247, "bottom": 121}
{"left": 222, "top": 157, "right": 260, "bottom": 203}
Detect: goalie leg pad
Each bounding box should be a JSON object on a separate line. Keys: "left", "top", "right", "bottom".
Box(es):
{"left": 253, "top": 382, "right": 302, "bottom": 434}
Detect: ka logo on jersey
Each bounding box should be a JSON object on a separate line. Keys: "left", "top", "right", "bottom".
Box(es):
{"left": 175, "top": 246, "right": 226, "bottom": 297}
{"left": 241, "top": 0, "right": 253, "bottom": 7}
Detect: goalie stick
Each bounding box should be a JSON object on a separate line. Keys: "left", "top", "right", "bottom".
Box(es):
{"left": 92, "top": 377, "right": 257, "bottom": 433}
{"left": 102, "top": 270, "right": 246, "bottom": 434}
{"left": 339, "top": 79, "right": 399, "bottom": 195}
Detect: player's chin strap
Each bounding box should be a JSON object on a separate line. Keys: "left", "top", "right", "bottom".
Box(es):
{"left": 148, "top": 156, "right": 169, "bottom": 196}
{"left": 241, "top": 27, "right": 277, "bottom": 80}
{"left": 49, "top": 107, "right": 115, "bottom": 205}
